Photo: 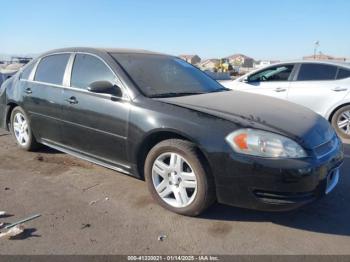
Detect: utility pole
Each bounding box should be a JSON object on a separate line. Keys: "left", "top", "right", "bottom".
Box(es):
{"left": 314, "top": 41, "right": 320, "bottom": 59}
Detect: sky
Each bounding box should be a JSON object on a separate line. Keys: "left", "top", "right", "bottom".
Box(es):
{"left": 1, "top": 0, "right": 350, "bottom": 60}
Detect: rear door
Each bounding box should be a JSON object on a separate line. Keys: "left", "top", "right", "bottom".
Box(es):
{"left": 60, "top": 53, "right": 130, "bottom": 167}
{"left": 287, "top": 63, "right": 348, "bottom": 117}
{"left": 235, "top": 64, "right": 295, "bottom": 100}
{"left": 21, "top": 54, "right": 70, "bottom": 143}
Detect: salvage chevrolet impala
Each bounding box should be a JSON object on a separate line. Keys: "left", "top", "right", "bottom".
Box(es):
{"left": 0, "top": 48, "right": 344, "bottom": 216}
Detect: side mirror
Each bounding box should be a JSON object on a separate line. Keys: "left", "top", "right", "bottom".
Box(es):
{"left": 242, "top": 76, "right": 249, "bottom": 83}
{"left": 87, "top": 81, "right": 122, "bottom": 97}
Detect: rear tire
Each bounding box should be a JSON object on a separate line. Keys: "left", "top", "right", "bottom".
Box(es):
{"left": 331, "top": 105, "right": 350, "bottom": 140}
{"left": 10, "top": 106, "right": 39, "bottom": 151}
{"left": 144, "top": 139, "right": 215, "bottom": 216}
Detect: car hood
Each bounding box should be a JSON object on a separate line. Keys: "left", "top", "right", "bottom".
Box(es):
{"left": 157, "top": 91, "right": 334, "bottom": 149}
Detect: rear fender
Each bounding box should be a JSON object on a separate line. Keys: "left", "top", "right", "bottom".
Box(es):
{"left": 0, "top": 85, "right": 8, "bottom": 130}
{"left": 0, "top": 76, "right": 17, "bottom": 130}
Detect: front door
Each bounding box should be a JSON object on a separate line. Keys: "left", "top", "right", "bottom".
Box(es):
{"left": 60, "top": 53, "right": 130, "bottom": 167}
{"left": 236, "top": 64, "right": 296, "bottom": 100}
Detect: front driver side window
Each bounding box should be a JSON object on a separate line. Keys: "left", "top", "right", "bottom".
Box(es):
{"left": 248, "top": 65, "right": 294, "bottom": 82}
{"left": 71, "top": 54, "right": 116, "bottom": 89}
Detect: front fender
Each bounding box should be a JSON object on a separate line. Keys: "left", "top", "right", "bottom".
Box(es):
{"left": 126, "top": 98, "right": 239, "bottom": 177}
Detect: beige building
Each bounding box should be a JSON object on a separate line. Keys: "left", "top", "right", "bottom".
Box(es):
{"left": 198, "top": 59, "right": 220, "bottom": 71}
{"left": 226, "top": 54, "right": 254, "bottom": 68}
{"left": 303, "top": 53, "right": 347, "bottom": 62}
{"left": 179, "top": 54, "right": 201, "bottom": 65}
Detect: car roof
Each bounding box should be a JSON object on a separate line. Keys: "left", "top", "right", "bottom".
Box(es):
{"left": 39, "top": 47, "right": 169, "bottom": 57}
{"left": 235, "top": 59, "right": 350, "bottom": 81}
{"left": 272, "top": 59, "right": 350, "bottom": 68}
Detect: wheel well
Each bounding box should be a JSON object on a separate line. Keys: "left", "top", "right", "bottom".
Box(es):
{"left": 136, "top": 131, "right": 211, "bottom": 180}
{"left": 328, "top": 103, "right": 350, "bottom": 122}
{"left": 5, "top": 102, "right": 18, "bottom": 130}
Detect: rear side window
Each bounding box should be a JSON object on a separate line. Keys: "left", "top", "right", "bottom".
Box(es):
{"left": 70, "top": 54, "right": 115, "bottom": 89}
{"left": 20, "top": 62, "right": 36, "bottom": 80}
{"left": 337, "top": 68, "right": 350, "bottom": 80}
{"left": 297, "top": 64, "right": 337, "bottom": 81}
{"left": 34, "top": 54, "right": 70, "bottom": 85}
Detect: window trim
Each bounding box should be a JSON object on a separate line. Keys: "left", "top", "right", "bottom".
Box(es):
{"left": 67, "top": 52, "right": 130, "bottom": 100}
{"left": 20, "top": 51, "right": 131, "bottom": 101}
{"left": 33, "top": 52, "right": 72, "bottom": 85}
{"left": 28, "top": 59, "right": 40, "bottom": 81}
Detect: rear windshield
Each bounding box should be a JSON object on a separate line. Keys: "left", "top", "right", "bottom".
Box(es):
{"left": 111, "top": 53, "right": 226, "bottom": 97}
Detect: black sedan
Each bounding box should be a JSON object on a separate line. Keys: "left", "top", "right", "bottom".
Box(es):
{"left": 0, "top": 48, "right": 343, "bottom": 216}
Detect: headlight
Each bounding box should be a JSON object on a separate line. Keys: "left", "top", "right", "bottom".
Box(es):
{"left": 226, "top": 129, "right": 307, "bottom": 158}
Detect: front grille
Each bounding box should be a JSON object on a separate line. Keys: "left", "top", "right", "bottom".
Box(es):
{"left": 314, "top": 135, "right": 339, "bottom": 158}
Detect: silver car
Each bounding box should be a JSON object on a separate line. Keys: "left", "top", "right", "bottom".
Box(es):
{"left": 221, "top": 60, "right": 350, "bottom": 140}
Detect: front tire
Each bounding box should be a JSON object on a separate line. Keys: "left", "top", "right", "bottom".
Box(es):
{"left": 331, "top": 105, "right": 350, "bottom": 140}
{"left": 144, "top": 139, "right": 215, "bottom": 216}
{"left": 10, "top": 106, "right": 39, "bottom": 151}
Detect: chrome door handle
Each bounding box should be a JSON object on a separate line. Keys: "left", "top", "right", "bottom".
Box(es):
{"left": 65, "top": 97, "right": 78, "bottom": 104}
{"left": 24, "top": 88, "right": 32, "bottom": 94}
{"left": 274, "top": 87, "right": 287, "bottom": 92}
{"left": 332, "top": 87, "right": 348, "bottom": 92}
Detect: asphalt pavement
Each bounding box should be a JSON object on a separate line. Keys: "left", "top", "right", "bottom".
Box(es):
{"left": 0, "top": 130, "right": 349, "bottom": 255}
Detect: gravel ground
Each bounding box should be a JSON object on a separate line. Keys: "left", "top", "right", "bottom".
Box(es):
{"left": 0, "top": 130, "right": 349, "bottom": 255}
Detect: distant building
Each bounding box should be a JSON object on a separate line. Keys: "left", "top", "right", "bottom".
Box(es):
{"left": 0, "top": 56, "right": 33, "bottom": 66}
{"left": 303, "top": 53, "right": 346, "bottom": 62}
{"left": 254, "top": 60, "right": 279, "bottom": 69}
{"left": 11, "top": 56, "right": 32, "bottom": 64}
{"left": 179, "top": 54, "right": 201, "bottom": 65}
{"left": 198, "top": 59, "right": 220, "bottom": 71}
{"left": 226, "top": 54, "right": 254, "bottom": 68}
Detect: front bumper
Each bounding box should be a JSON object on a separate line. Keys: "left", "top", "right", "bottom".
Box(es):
{"left": 213, "top": 137, "right": 344, "bottom": 211}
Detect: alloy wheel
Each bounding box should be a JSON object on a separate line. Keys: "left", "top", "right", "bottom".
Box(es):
{"left": 13, "top": 112, "right": 30, "bottom": 146}
{"left": 337, "top": 110, "right": 350, "bottom": 135}
{"left": 152, "top": 152, "right": 198, "bottom": 208}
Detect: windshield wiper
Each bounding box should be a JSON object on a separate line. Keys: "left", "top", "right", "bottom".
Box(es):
{"left": 150, "top": 92, "right": 205, "bottom": 98}
{"left": 209, "top": 87, "right": 230, "bottom": 93}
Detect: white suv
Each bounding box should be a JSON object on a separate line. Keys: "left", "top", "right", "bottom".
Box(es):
{"left": 221, "top": 60, "right": 350, "bottom": 140}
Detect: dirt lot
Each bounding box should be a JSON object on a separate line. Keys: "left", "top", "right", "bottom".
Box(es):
{"left": 0, "top": 129, "right": 349, "bottom": 255}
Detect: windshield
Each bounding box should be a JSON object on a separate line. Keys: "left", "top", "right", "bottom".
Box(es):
{"left": 112, "top": 53, "right": 227, "bottom": 97}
